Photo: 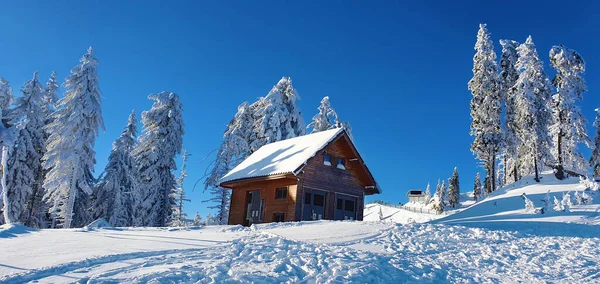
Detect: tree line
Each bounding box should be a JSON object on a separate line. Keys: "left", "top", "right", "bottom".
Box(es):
{"left": 469, "top": 24, "right": 600, "bottom": 194}
{"left": 0, "top": 47, "right": 185, "bottom": 228}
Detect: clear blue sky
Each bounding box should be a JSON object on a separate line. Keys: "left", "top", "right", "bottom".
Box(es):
{"left": 0, "top": 1, "right": 598, "bottom": 218}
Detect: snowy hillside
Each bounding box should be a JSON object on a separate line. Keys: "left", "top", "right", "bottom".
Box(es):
{"left": 434, "top": 172, "right": 600, "bottom": 229}
{"left": 2, "top": 218, "right": 600, "bottom": 283}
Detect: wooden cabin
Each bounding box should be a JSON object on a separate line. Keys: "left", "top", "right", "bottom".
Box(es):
{"left": 219, "top": 128, "right": 381, "bottom": 226}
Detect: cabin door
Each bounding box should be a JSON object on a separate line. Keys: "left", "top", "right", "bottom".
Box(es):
{"left": 246, "top": 190, "right": 262, "bottom": 225}
{"left": 303, "top": 190, "right": 326, "bottom": 221}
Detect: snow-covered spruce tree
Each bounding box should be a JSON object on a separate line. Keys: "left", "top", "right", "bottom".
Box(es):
{"left": 92, "top": 110, "right": 137, "bottom": 227}
{"left": 0, "top": 78, "right": 12, "bottom": 225}
{"left": 171, "top": 148, "right": 190, "bottom": 227}
{"left": 549, "top": 46, "right": 590, "bottom": 176}
{"left": 193, "top": 212, "right": 202, "bottom": 226}
{"left": 307, "top": 96, "right": 338, "bottom": 133}
{"left": 204, "top": 102, "right": 254, "bottom": 225}
{"left": 43, "top": 47, "right": 104, "bottom": 228}
{"left": 435, "top": 179, "right": 442, "bottom": 200}
{"left": 250, "top": 77, "right": 305, "bottom": 152}
{"left": 133, "top": 92, "right": 184, "bottom": 227}
{"left": 429, "top": 180, "right": 445, "bottom": 213}
{"left": 424, "top": 183, "right": 431, "bottom": 203}
{"left": 514, "top": 36, "right": 553, "bottom": 182}
{"left": 468, "top": 24, "right": 502, "bottom": 193}
{"left": 448, "top": 168, "right": 460, "bottom": 208}
{"left": 499, "top": 39, "right": 520, "bottom": 184}
{"left": 440, "top": 180, "right": 447, "bottom": 206}
{"left": 561, "top": 192, "right": 572, "bottom": 212}
{"left": 473, "top": 172, "right": 482, "bottom": 201}
{"left": 4, "top": 72, "right": 46, "bottom": 226}
{"left": 590, "top": 108, "right": 600, "bottom": 178}
{"left": 42, "top": 71, "right": 59, "bottom": 120}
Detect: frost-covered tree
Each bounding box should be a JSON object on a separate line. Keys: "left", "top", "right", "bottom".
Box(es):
{"left": 424, "top": 183, "right": 431, "bottom": 203}
{"left": 5, "top": 72, "right": 46, "bottom": 226}
{"left": 42, "top": 71, "right": 59, "bottom": 118}
{"left": 250, "top": 77, "right": 305, "bottom": 152}
{"left": 440, "top": 180, "right": 447, "bottom": 206}
{"left": 522, "top": 193, "right": 536, "bottom": 213}
{"left": 473, "top": 172, "right": 482, "bottom": 201}
{"left": 561, "top": 192, "right": 572, "bottom": 212}
{"left": 499, "top": 40, "right": 520, "bottom": 184}
{"left": 468, "top": 24, "right": 502, "bottom": 193}
{"left": 204, "top": 102, "right": 254, "bottom": 225}
{"left": 514, "top": 36, "right": 553, "bottom": 182}
{"left": 448, "top": 167, "right": 460, "bottom": 208}
{"left": 193, "top": 212, "right": 202, "bottom": 226}
{"left": 171, "top": 149, "right": 190, "bottom": 227}
{"left": 307, "top": 96, "right": 338, "bottom": 133}
{"left": 431, "top": 192, "right": 444, "bottom": 213}
{"left": 0, "top": 78, "right": 13, "bottom": 117}
{"left": 133, "top": 92, "right": 184, "bottom": 227}
{"left": 553, "top": 196, "right": 564, "bottom": 211}
{"left": 43, "top": 47, "right": 104, "bottom": 228}
{"left": 590, "top": 109, "right": 600, "bottom": 178}
{"left": 205, "top": 213, "right": 217, "bottom": 225}
{"left": 549, "top": 46, "right": 590, "bottom": 175}
{"left": 93, "top": 110, "right": 137, "bottom": 227}
{"left": 0, "top": 78, "right": 12, "bottom": 225}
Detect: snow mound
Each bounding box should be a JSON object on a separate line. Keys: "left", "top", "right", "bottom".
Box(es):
{"left": 84, "top": 218, "right": 112, "bottom": 230}
{"left": 0, "top": 223, "right": 36, "bottom": 238}
{"left": 363, "top": 203, "right": 443, "bottom": 223}
{"left": 434, "top": 172, "right": 600, "bottom": 229}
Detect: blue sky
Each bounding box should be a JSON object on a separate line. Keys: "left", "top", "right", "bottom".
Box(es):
{"left": 0, "top": 1, "right": 598, "bottom": 218}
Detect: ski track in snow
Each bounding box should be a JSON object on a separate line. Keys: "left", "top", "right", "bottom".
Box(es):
{"left": 2, "top": 222, "right": 600, "bottom": 283}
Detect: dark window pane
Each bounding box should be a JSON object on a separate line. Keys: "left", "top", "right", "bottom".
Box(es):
{"left": 337, "top": 198, "right": 343, "bottom": 210}
{"left": 338, "top": 159, "right": 344, "bottom": 167}
{"left": 276, "top": 188, "right": 287, "bottom": 200}
{"left": 345, "top": 200, "right": 355, "bottom": 212}
{"left": 273, "top": 213, "right": 285, "bottom": 222}
{"left": 314, "top": 194, "right": 325, "bottom": 207}
{"left": 324, "top": 155, "right": 331, "bottom": 165}
{"left": 305, "top": 192, "right": 311, "bottom": 204}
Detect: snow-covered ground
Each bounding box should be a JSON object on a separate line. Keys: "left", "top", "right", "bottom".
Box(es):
{"left": 2, "top": 172, "right": 600, "bottom": 283}
{"left": 434, "top": 172, "right": 600, "bottom": 229}
{"left": 363, "top": 203, "right": 442, "bottom": 223}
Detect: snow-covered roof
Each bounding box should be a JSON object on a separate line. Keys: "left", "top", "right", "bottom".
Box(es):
{"left": 219, "top": 128, "right": 344, "bottom": 184}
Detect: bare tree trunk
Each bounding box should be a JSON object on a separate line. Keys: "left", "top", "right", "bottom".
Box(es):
{"left": 534, "top": 155, "right": 540, "bottom": 183}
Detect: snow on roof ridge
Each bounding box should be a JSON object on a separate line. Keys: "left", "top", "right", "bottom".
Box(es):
{"left": 219, "top": 128, "right": 344, "bottom": 184}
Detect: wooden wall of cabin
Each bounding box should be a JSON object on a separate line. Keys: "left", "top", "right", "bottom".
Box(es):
{"left": 296, "top": 136, "right": 367, "bottom": 221}
{"left": 228, "top": 177, "right": 298, "bottom": 225}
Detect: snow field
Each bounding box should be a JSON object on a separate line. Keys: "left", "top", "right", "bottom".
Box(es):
{"left": 3, "top": 219, "right": 600, "bottom": 283}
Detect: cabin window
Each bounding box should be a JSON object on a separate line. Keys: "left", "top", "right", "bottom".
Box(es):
{"left": 305, "top": 192, "right": 311, "bottom": 204}
{"left": 273, "top": 213, "right": 285, "bottom": 222}
{"left": 345, "top": 200, "right": 355, "bottom": 212}
{"left": 337, "top": 158, "right": 346, "bottom": 170}
{"left": 313, "top": 194, "right": 325, "bottom": 207}
{"left": 337, "top": 198, "right": 343, "bottom": 210}
{"left": 324, "top": 155, "right": 332, "bottom": 166}
{"left": 275, "top": 187, "right": 287, "bottom": 200}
